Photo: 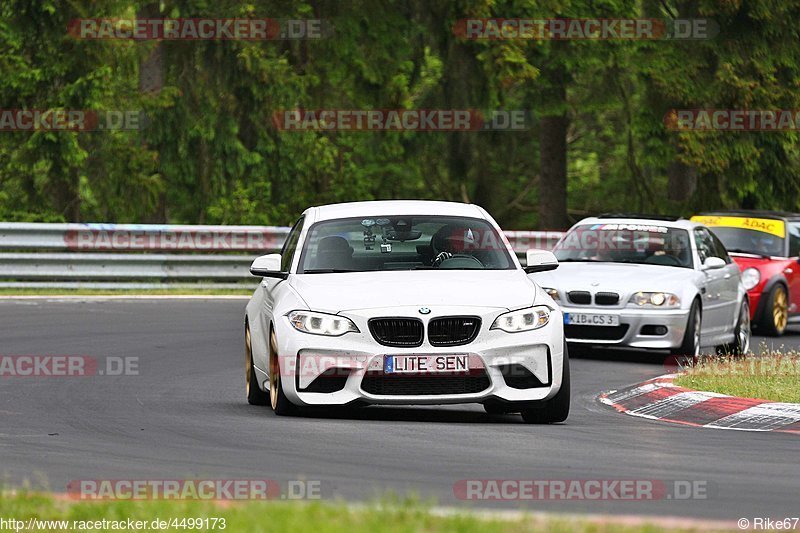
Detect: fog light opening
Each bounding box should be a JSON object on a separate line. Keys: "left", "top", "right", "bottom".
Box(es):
{"left": 640, "top": 325, "right": 668, "bottom": 336}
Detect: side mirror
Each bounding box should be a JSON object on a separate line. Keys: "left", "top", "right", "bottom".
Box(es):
{"left": 701, "top": 256, "right": 726, "bottom": 271}
{"left": 524, "top": 249, "right": 559, "bottom": 273}
{"left": 250, "top": 254, "right": 288, "bottom": 279}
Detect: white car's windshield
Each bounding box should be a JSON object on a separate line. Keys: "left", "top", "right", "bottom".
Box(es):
{"left": 554, "top": 223, "right": 693, "bottom": 268}
{"left": 297, "top": 216, "right": 514, "bottom": 272}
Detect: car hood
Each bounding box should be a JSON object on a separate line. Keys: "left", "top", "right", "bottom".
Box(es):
{"left": 289, "top": 270, "right": 537, "bottom": 313}
{"left": 731, "top": 254, "right": 793, "bottom": 270}
{"left": 532, "top": 262, "right": 700, "bottom": 303}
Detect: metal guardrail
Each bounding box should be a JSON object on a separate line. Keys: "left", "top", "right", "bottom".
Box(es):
{"left": 0, "top": 253, "right": 253, "bottom": 280}
{"left": 0, "top": 223, "right": 564, "bottom": 287}
{"left": 0, "top": 222, "right": 289, "bottom": 251}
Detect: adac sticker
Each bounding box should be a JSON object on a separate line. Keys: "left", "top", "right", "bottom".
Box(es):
{"left": 691, "top": 216, "right": 785, "bottom": 238}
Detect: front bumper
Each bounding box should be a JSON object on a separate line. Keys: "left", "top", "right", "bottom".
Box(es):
{"left": 560, "top": 305, "right": 690, "bottom": 349}
{"left": 747, "top": 289, "right": 763, "bottom": 321}
{"left": 267, "top": 306, "right": 565, "bottom": 407}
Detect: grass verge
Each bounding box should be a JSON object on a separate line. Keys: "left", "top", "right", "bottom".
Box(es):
{"left": 0, "top": 492, "right": 733, "bottom": 532}
{"left": 673, "top": 353, "right": 800, "bottom": 403}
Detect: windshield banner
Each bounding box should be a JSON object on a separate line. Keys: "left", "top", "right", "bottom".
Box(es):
{"left": 691, "top": 216, "right": 785, "bottom": 238}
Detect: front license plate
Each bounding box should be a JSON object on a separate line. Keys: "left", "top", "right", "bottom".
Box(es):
{"left": 384, "top": 355, "right": 469, "bottom": 374}
{"left": 564, "top": 313, "right": 620, "bottom": 327}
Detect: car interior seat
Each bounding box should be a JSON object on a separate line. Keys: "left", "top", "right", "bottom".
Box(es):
{"left": 313, "top": 236, "right": 354, "bottom": 270}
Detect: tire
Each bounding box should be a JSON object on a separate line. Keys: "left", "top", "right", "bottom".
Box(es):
{"left": 268, "top": 328, "right": 298, "bottom": 416}
{"left": 520, "top": 341, "right": 570, "bottom": 424}
{"left": 730, "top": 300, "right": 751, "bottom": 355}
{"left": 246, "top": 322, "right": 269, "bottom": 406}
{"left": 672, "top": 300, "right": 701, "bottom": 358}
{"left": 758, "top": 283, "right": 788, "bottom": 337}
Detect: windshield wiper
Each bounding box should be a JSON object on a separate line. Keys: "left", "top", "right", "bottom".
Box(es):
{"left": 301, "top": 269, "right": 360, "bottom": 274}
{"left": 726, "top": 248, "right": 771, "bottom": 258}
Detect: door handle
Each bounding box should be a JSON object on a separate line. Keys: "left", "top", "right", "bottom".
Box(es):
{"left": 724, "top": 273, "right": 731, "bottom": 279}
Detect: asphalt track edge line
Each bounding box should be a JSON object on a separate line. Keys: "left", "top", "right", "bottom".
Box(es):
{"left": 599, "top": 374, "right": 800, "bottom": 434}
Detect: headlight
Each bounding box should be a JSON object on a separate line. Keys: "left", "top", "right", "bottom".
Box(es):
{"left": 287, "top": 311, "right": 359, "bottom": 336}
{"left": 741, "top": 267, "right": 761, "bottom": 290}
{"left": 491, "top": 306, "right": 551, "bottom": 333}
{"left": 543, "top": 287, "right": 560, "bottom": 301}
{"left": 628, "top": 292, "right": 681, "bottom": 308}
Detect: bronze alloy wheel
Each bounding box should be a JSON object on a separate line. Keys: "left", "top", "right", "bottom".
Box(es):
{"left": 245, "top": 326, "right": 253, "bottom": 396}
{"left": 269, "top": 330, "right": 280, "bottom": 410}
{"left": 245, "top": 322, "right": 269, "bottom": 405}
{"left": 773, "top": 285, "right": 789, "bottom": 333}
{"left": 265, "top": 328, "right": 297, "bottom": 416}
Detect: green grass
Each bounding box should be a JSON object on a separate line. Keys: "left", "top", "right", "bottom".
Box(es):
{"left": 0, "top": 492, "right": 731, "bottom": 532}
{"left": 673, "top": 353, "right": 800, "bottom": 403}
{"left": 0, "top": 288, "right": 252, "bottom": 296}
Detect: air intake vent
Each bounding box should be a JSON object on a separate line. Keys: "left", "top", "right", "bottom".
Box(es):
{"left": 300, "top": 369, "right": 349, "bottom": 393}
{"left": 595, "top": 292, "right": 620, "bottom": 305}
{"left": 497, "top": 364, "right": 547, "bottom": 389}
{"left": 568, "top": 291, "right": 591, "bottom": 305}
{"left": 428, "top": 316, "right": 481, "bottom": 346}
{"left": 368, "top": 318, "right": 424, "bottom": 348}
{"left": 361, "top": 371, "right": 490, "bottom": 396}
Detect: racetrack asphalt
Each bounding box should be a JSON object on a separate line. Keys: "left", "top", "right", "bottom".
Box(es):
{"left": 0, "top": 298, "right": 798, "bottom": 521}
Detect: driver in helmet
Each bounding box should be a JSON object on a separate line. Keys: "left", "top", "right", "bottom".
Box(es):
{"left": 430, "top": 225, "right": 477, "bottom": 267}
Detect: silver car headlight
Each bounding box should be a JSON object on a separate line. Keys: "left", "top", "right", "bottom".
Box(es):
{"left": 287, "top": 311, "right": 359, "bottom": 336}
{"left": 741, "top": 267, "right": 761, "bottom": 290}
{"left": 542, "top": 287, "right": 560, "bottom": 301}
{"left": 491, "top": 305, "right": 551, "bottom": 333}
{"left": 628, "top": 292, "right": 681, "bottom": 308}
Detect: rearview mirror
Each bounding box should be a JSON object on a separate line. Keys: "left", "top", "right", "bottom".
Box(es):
{"left": 524, "top": 249, "right": 559, "bottom": 274}
{"left": 701, "top": 256, "right": 726, "bottom": 271}
{"left": 250, "top": 254, "right": 288, "bottom": 279}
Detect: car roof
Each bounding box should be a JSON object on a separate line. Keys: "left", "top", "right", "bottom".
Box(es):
{"left": 307, "top": 200, "right": 485, "bottom": 222}
{"left": 698, "top": 210, "right": 800, "bottom": 222}
{"left": 596, "top": 212, "right": 682, "bottom": 222}
{"left": 573, "top": 216, "right": 698, "bottom": 231}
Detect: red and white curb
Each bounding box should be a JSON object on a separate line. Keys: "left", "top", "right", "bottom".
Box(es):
{"left": 599, "top": 374, "right": 800, "bottom": 434}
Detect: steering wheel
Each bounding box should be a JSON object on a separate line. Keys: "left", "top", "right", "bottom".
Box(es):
{"left": 432, "top": 252, "right": 484, "bottom": 269}
{"left": 646, "top": 254, "right": 682, "bottom": 266}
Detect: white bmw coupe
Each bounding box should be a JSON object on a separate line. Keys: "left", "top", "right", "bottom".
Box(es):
{"left": 244, "top": 200, "right": 569, "bottom": 423}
